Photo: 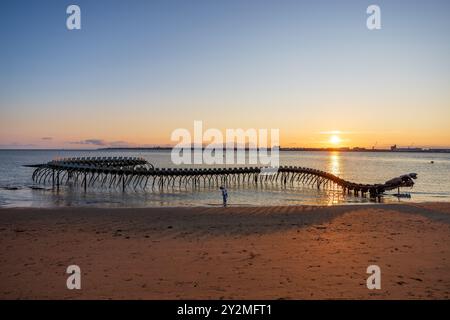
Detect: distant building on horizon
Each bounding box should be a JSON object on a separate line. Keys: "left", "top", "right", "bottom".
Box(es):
{"left": 390, "top": 144, "right": 423, "bottom": 152}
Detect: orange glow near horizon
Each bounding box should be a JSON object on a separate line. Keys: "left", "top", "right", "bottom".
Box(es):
{"left": 2, "top": 129, "right": 450, "bottom": 149}
{"left": 1, "top": 116, "right": 450, "bottom": 149}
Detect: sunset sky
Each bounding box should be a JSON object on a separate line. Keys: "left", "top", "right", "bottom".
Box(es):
{"left": 1, "top": 0, "right": 449, "bottom": 149}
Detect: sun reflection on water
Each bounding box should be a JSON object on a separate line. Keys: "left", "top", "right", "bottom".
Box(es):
{"left": 324, "top": 152, "right": 343, "bottom": 205}
{"left": 328, "top": 152, "right": 341, "bottom": 177}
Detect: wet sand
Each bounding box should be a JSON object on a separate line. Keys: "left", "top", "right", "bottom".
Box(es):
{"left": 1, "top": 203, "right": 450, "bottom": 299}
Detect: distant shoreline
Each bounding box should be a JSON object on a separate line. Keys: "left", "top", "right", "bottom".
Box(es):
{"left": 1, "top": 147, "right": 450, "bottom": 153}
{"left": 98, "top": 147, "right": 450, "bottom": 153}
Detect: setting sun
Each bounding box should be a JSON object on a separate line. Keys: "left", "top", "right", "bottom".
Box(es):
{"left": 329, "top": 135, "right": 341, "bottom": 145}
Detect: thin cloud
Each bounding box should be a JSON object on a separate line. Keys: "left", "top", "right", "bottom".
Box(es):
{"left": 68, "top": 139, "right": 136, "bottom": 148}
{"left": 318, "top": 131, "right": 392, "bottom": 135}
{"left": 319, "top": 131, "right": 354, "bottom": 135}
{"left": 69, "top": 139, "right": 107, "bottom": 146}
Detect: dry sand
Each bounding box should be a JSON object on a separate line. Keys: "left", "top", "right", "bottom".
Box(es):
{"left": 1, "top": 203, "right": 450, "bottom": 299}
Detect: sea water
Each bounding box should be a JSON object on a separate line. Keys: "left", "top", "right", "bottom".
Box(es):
{"left": 0, "top": 150, "right": 449, "bottom": 207}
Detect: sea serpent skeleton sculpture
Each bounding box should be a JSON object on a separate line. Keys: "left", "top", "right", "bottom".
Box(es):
{"left": 25, "top": 157, "right": 417, "bottom": 197}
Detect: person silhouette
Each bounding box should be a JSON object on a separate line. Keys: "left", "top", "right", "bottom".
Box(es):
{"left": 219, "top": 186, "right": 228, "bottom": 207}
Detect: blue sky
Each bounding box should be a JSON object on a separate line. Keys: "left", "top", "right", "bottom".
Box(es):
{"left": 1, "top": 0, "right": 449, "bottom": 148}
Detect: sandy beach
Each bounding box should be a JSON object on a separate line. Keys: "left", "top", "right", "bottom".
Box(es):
{"left": 1, "top": 203, "right": 450, "bottom": 300}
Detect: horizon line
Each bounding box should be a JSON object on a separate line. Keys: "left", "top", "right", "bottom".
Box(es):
{"left": 1, "top": 146, "right": 450, "bottom": 153}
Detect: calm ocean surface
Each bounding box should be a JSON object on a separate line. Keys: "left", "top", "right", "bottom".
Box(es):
{"left": 0, "top": 150, "right": 449, "bottom": 207}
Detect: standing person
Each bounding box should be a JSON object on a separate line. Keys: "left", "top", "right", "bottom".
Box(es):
{"left": 219, "top": 186, "right": 228, "bottom": 207}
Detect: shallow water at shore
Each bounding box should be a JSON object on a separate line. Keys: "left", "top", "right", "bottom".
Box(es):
{"left": 0, "top": 150, "right": 449, "bottom": 207}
